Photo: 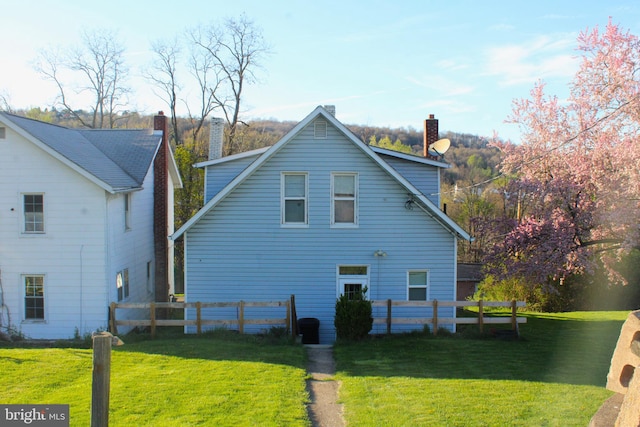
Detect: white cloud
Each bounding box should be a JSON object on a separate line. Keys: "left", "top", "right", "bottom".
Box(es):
{"left": 483, "top": 34, "right": 579, "bottom": 86}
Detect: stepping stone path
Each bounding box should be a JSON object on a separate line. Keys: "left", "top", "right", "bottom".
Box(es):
{"left": 305, "top": 345, "right": 344, "bottom": 427}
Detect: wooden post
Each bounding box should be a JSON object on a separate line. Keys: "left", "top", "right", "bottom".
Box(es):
{"left": 196, "top": 302, "right": 202, "bottom": 335}
{"left": 386, "top": 299, "right": 392, "bottom": 335}
{"left": 433, "top": 300, "right": 438, "bottom": 336}
{"left": 109, "top": 302, "right": 117, "bottom": 335}
{"left": 239, "top": 301, "right": 245, "bottom": 334}
{"left": 511, "top": 299, "right": 518, "bottom": 333}
{"left": 150, "top": 302, "right": 156, "bottom": 339}
{"left": 290, "top": 295, "right": 297, "bottom": 337}
{"left": 91, "top": 332, "right": 112, "bottom": 427}
{"left": 478, "top": 300, "right": 484, "bottom": 334}
{"left": 285, "top": 299, "right": 291, "bottom": 335}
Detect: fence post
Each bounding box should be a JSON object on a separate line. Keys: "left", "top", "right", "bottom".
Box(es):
{"left": 290, "top": 295, "right": 297, "bottom": 337}
{"left": 150, "top": 302, "right": 156, "bottom": 339}
{"left": 239, "top": 300, "right": 245, "bottom": 334}
{"left": 285, "top": 299, "right": 291, "bottom": 335}
{"left": 91, "top": 332, "right": 112, "bottom": 427}
{"left": 511, "top": 299, "right": 518, "bottom": 334}
{"left": 386, "top": 299, "right": 392, "bottom": 335}
{"left": 196, "top": 302, "right": 202, "bottom": 334}
{"left": 109, "top": 302, "right": 117, "bottom": 335}
{"left": 433, "top": 300, "right": 438, "bottom": 336}
{"left": 478, "top": 300, "right": 484, "bottom": 334}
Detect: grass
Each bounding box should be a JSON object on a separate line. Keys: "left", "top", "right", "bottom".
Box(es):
{"left": 334, "top": 310, "right": 628, "bottom": 426}
{"left": 0, "top": 330, "right": 308, "bottom": 426}
{"left": 0, "top": 311, "right": 630, "bottom": 426}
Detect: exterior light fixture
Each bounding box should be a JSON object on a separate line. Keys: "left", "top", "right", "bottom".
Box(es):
{"left": 374, "top": 250, "right": 387, "bottom": 257}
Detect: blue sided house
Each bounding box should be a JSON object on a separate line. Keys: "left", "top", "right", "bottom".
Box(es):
{"left": 171, "top": 106, "right": 471, "bottom": 343}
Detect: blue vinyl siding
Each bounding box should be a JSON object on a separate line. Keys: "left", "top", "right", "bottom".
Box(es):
{"left": 204, "top": 153, "right": 262, "bottom": 202}
{"left": 185, "top": 118, "right": 457, "bottom": 342}
{"left": 379, "top": 154, "right": 441, "bottom": 206}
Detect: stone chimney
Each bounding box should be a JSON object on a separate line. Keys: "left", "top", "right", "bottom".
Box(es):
{"left": 324, "top": 105, "right": 336, "bottom": 117}
{"left": 423, "top": 114, "right": 438, "bottom": 159}
{"left": 153, "top": 111, "right": 169, "bottom": 303}
{"left": 209, "top": 117, "right": 225, "bottom": 160}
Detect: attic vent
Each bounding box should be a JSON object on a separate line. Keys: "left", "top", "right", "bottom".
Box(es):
{"left": 314, "top": 120, "right": 327, "bottom": 139}
{"left": 0, "top": 127, "right": 5, "bottom": 139}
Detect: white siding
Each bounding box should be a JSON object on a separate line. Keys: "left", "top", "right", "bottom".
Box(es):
{"left": 0, "top": 125, "right": 108, "bottom": 339}
{"left": 185, "top": 119, "right": 457, "bottom": 343}
{"left": 106, "top": 162, "right": 156, "bottom": 327}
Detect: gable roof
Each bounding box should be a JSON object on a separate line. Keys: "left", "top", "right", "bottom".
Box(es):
{"left": 0, "top": 112, "right": 165, "bottom": 193}
{"left": 171, "top": 106, "right": 471, "bottom": 241}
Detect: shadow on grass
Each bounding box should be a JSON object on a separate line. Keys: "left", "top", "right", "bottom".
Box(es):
{"left": 334, "top": 313, "right": 626, "bottom": 387}
{"left": 111, "top": 327, "right": 308, "bottom": 369}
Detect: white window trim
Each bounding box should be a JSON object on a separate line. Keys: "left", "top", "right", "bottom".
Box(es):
{"left": 407, "top": 270, "right": 430, "bottom": 301}
{"left": 23, "top": 274, "right": 46, "bottom": 322}
{"left": 21, "top": 193, "right": 45, "bottom": 235}
{"left": 281, "top": 172, "right": 309, "bottom": 227}
{"left": 331, "top": 172, "right": 358, "bottom": 228}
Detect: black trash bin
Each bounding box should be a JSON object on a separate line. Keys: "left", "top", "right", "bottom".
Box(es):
{"left": 298, "top": 318, "right": 320, "bottom": 344}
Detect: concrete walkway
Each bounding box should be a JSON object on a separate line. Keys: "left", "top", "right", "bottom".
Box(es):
{"left": 305, "top": 345, "right": 344, "bottom": 427}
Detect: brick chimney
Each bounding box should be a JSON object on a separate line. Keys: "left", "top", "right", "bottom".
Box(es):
{"left": 209, "top": 117, "right": 225, "bottom": 160}
{"left": 424, "top": 114, "right": 438, "bottom": 159}
{"left": 153, "top": 111, "right": 169, "bottom": 303}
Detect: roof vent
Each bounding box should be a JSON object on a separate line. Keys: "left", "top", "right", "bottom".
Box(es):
{"left": 314, "top": 120, "right": 327, "bottom": 139}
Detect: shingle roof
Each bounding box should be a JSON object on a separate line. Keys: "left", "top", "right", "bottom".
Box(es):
{"left": 0, "top": 112, "right": 161, "bottom": 192}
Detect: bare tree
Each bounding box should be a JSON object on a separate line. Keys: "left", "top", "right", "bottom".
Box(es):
{"left": 146, "top": 38, "right": 182, "bottom": 144}
{"left": 0, "top": 90, "right": 13, "bottom": 112}
{"left": 35, "top": 29, "right": 130, "bottom": 128}
{"left": 189, "top": 14, "right": 271, "bottom": 155}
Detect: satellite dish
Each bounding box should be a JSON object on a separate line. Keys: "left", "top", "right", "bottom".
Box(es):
{"left": 428, "top": 138, "right": 450, "bottom": 157}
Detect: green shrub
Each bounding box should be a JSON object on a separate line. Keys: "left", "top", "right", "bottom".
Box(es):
{"left": 334, "top": 288, "right": 373, "bottom": 341}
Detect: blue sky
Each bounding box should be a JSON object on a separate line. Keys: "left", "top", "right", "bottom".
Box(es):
{"left": 2, "top": 1, "right": 640, "bottom": 142}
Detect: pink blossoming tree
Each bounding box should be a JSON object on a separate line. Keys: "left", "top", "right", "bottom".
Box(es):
{"left": 487, "top": 19, "right": 640, "bottom": 287}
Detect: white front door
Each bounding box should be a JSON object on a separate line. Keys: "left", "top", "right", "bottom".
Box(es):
{"left": 337, "top": 265, "right": 369, "bottom": 300}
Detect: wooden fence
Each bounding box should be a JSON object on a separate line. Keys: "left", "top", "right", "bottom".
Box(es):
{"left": 109, "top": 297, "right": 524, "bottom": 339}
{"left": 110, "top": 299, "right": 292, "bottom": 338}
{"left": 371, "top": 299, "right": 527, "bottom": 336}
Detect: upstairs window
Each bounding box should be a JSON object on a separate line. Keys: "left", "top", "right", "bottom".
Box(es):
{"left": 408, "top": 270, "right": 429, "bottom": 301}
{"left": 23, "top": 194, "right": 44, "bottom": 233}
{"left": 282, "top": 173, "right": 308, "bottom": 226}
{"left": 24, "top": 275, "right": 45, "bottom": 320}
{"left": 331, "top": 173, "right": 358, "bottom": 226}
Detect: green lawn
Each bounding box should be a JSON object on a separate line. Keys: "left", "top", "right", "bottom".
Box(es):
{"left": 334, "top": 310, "right": 628, "bottom": 426}
{"left": 0, "top": 311, "right": 629, "bottom": 426}
{"left": 0, "top": 331, "right": 309, "bottom": 426}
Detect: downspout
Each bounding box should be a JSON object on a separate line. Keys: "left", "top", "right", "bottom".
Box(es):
{"left": 79, "top": 245, "right": 84, "bottom": 334}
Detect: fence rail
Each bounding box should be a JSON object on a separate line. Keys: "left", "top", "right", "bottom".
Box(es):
{"left": 371, "top": 299, "right": 527, "bottom": 336}
{"left": 110, "top": 299, "right": 291, "bottom": 338}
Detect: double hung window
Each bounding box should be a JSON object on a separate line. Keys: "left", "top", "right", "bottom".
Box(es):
{"left": 408, "top": 270, "right": 429, "bottom": 301}
{"left": 282, "top": 173, "right": 308, "bottom": 226}
{"left": 24, "top": 275, "right": 45, "bottom": 320}
{"left": 331, "top": 173, "right": 358, "bottom": 226}
{"left": 23, "top": 194, "right": 44, "bottom": 233}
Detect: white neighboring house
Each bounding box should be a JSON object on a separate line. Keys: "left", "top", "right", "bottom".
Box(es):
{"left": 0, "top": 112, "right": 182, "bottom": 339}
